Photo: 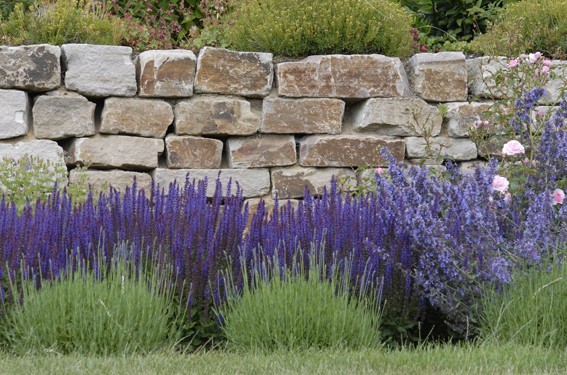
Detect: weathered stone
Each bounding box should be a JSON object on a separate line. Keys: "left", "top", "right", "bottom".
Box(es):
{"left": 407, "top": 52, "right": 467, "bottom": 102}
{"left": 153, "top": 168, "right": 271, "bottom": 198}
{"left": 165, "top": 135, "right": 223, "bottom": 169}
{"left": 62, "top": 44, "right": 137, "bottom": 97}
{"left": 277, "top": 54, "right": 411, "bottom": 99}
{"left": 69, "top": 169, "right": 152, "bottom": 194}
{"left": 227, "top": 135, "right": 296, "bottom": 168}
{"left": 0, "top": 89, "right": 29, "bottom": 139}
{"left": 459, "top": 160, "right": 488, "bottom": 174}
{"left": 0, "top": 45, "right": 60, "bottom": 91}
{"left": 405, "top": 137, "right": 477, "bottom": 160}
{"left": 138, "top": 49, "right": 196, "bottom": 98}
{"left": 175, "top": 96, "right": 260, "bottom": 135}
{"left": 467, "top": 57, "right": 508, "bottom": 98}
{"left": 543, "top": 60, "right": 567, "bottom": 104}
{"left": 194, "top": 47, "right": 273, "bottom": 98}
{"left": 271, "top": 166, "right": 355, "bottom": 198}
{"left": 101, "top": 98, "right": 173, "bottom": 138}
{"left": 299, "top": 135, "right": 405, "bottom": 167}
{"left": 261, "top": 97, "right": 344, "bottom": 134}
{"left": 445, "top": 102, "right": 494, "bottom": 138}
{"left": 350, "top": 97, "right": 442, "bottom": 136}
{"left": 68, "top": 135, "right": 164, "bottom": 170}
{"left": 33, "top": 91, "right": 95, "bottom": 139}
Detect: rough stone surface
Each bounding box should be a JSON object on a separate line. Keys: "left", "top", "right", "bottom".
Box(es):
{"left": 33, "top": 91, "right": 95, "bottom": 139}
{"left": 69, "top": 169, "right": 152, "bottom": 193}
{"left": 0, "top": 45, "right": 60, "bottom": 91}
{"left": 467, "top": 57, "right": 508, "bottom": 98}
{"left": 138, "top": 49, "right": 196, "bottom": 98}
{"left": 271, "top": 166, "right": 355, "bottom": 198}
{"left": 0, "top": 89, "right": 29, "bottom": 139}
{"left": 227, "top": 135, "right": 296, "bottom": 168}
{"left": 543, "top": 61, "right": 567, "bottom": 104}
{"left": 261, "top": 97, "right": 344, "bottom": 134}
{"left": 405, "top": 136, "right": 478, "bottom": 160}
{"left": 277, "top": 54, "right": 411, "bottom": 98}
{"left": 299, "top": 135, "right": 405, "bottom": 167}
{"left": 165, "top": 135, "right": 223, "bottom": 169}
{"left": 68, "top": 135, "right": 164, "bottom": 170}
{"left": 101, "top": 98, "right": 173, "bottom": 138}
{"left": 194, "top": 47, "right": 273, "bottom": 98}
{"left": 153, "top": 168, "right": 271, "bottom": 198}
{"left": 407, "top": 52, "right": 467, "bottom": 102}
{"left": 62, "top": 44, "right": 137, "bottom": 97}
{"left": 459, "top": 160, "right": 488, "bottom": 174}
{"left": 350, "top": 97, "right": 442, "bottom": 136}
{"left": 175, "top": 96, "right": 260, "bottom": 135}
{"left": 445, "top": 102, "right": 493, "bottom": 138}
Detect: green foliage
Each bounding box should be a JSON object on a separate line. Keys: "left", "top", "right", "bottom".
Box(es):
{"left": 0, "top": 242, "right": 185, "bottom": 355}
{"left": 0, "top": 0, "right": 127, "bottom": 46}
{"left": 224, "top": 0, "right": 414, "bottom": 57}
{"left": 470, "top": 0, "right": 567, "bottom": 59}
{"left": 0, "top": 0, "right": 35, "bottom": 20}
{"left": 217, "top": 249, "right": 382, "bottom": 351}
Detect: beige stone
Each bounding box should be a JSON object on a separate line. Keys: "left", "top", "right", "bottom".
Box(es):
{"left": 0, "top": 44, "right": 60, "bottom": 92}
{"left": 33, "top": 93, "right": 95, "bottom": 139}
{"left": 227, "top": 135, "right": 296, "bottom": 168}
{"left": 466, "top": 57, "right": 508, "bottom": 99}
{"left": 138, "top": 49, "right": 196, "bottom": 98}
{"left": 271, "top": 166, "right": 355, "bottom": 198}
{"left": 405, "top": 136, "right": 477, "bottom": 160}
{"left": 445, "top": 102, "right": 493, "bottom": 138}
{"left": 69, "top": 169, "right": 152, "bottom": 194}
{"left": 165, "top": 135, "right": 223, "bottom": 169}
{"left": 0, "top": 89, "right": 29, "bottom": 139}
{"left": 101, "top": 98, "right": 173, "bottom": 138}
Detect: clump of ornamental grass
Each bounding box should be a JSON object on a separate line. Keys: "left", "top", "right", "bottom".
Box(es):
{"left": 217, "top": 245, "right": 382, "bottom": 352}
{"left": 0, "top": 241, "right": 185, "bottom": 355}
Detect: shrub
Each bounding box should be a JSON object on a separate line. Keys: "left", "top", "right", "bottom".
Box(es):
{"left": 1, "top": 242, "right": 184, "bottom": 355}
{"left": 470, "top": 0, "right": 567, "bottom": 59}
{"left": 224, "top": 0, "right": 414, "bottom": 57}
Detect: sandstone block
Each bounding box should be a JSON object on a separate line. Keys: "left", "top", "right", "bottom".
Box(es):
{"left": 68, "top": 135, "right": 164, "bottom": 170}
{"left": 0, "top": 89, "right": 29, "bottom": 139}
{"left": 407, "top": 52, "right": 467, "bottom": 102}
{"left": 153, "top": 168, "right": 271, "bottom": 198}
{"left": 194, "top": 47, "right": 273, "bottom": 98}
{"left": 276, "top": 54, "right": 411, "bottom": 98}
{"left": 261, "top": 97, "right": 344, "bottom": 134}
{"left": 33, "top": 91, "right": 95, "bottom": 139}
{"left": 138, "top": 49, "right": 196, "bottom": 98}
{"left": 69, "top": 169, "right": 152, "bottom": 194}
{"left": 271, "top": 166, "right": 355, "bottom": 198}
{"left": 62, "top": 44, "right": 137, "bottom": 97}
{"left": 101, "top": 98, "right": 173, "bottom": 138}
{"left": 299, "top": 135, "right": 405, "bottom": 167}
{"left": 405, "top": 137, "right": 477, "bottom": 160}
{"left": 445, "top": 102, "right": 493, "bottom": 138}
{"left": 165, "top": 135, "right": 223, "bottom": 169}
{"left": 227, "top": 135, "right": 296, "bottom": 168}
{"left": 351, "top": 97, "right": 442, "bottom": 136}
{"left": 0, "top": 45, "right": 60, "bottom": 91}
{"left": 467, "top": 57, "right": 508, "bottom": 98}
{"left": 175, "top": 96, "right": 260, "bottom": 135}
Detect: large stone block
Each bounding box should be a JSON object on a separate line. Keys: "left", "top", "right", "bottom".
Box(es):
{"left": 271, "top": 166, "right": 355, "bottom": 198}
{"left": 68, "top": 135, "right": 164, "bottom": 170}
{"left": 350, "top": 97, "right": 442, "bottom": 136}
{"left": 62, "top": 44, "right": 137, "bottom": 97}
{"left": 276, "top": 54, "right": 411, "bottom": 98}
{"left": 194, "top": 47, "right": 273, "bottom": 98}
{"left": 543, "top": 60, "right": 567, "bottom": 104}
{"left": 33, "top": 90, "right": 96, "bottom": 140}
{"left": 165, "top": 135, "right": 223, "bottom": 169}
{"left": 0, "top": 89, "right": 29, "bottom": 139}
{"left": 69, "top": 169, "right": 152, "bottom": 194}
{"left": 101, "top": 98, "right": 173, "bottom": 138}
{"left": 0, "top": 45, "right": 60, "bottom": 91}
{"left": 405, "top": 136, "right": 477, "bottom": 160}
{"left": 138, "top": 49, "right": 196, "bottom": 98}
{"left": 261, "top": 97, "right": 344, "bottom": 134}
{"left": 407, "top": 52, "right": 467, "bottom": 102}
{"left": 299, "top": 135, "right": 405, "bottom": 167}
{"left": 153, "top": 168, "right": 271, "bottom": 198}
{"left": 175, "top": 96, "right": 260, "bottom": 135}
{"left": 445, "top": 102, "right": 493, "bottom": 138}
{"left": 467, "top": 57, "right": 508, "bottom": 99}
{"left": 227, "top": 135, "right": 296, "bottom": 168}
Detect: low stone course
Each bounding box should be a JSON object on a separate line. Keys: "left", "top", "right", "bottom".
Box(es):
{"left": 0, "top": 89, "right": 29, "bottom": 139}
{"left": 101, "top": 98, "right": 173, "bottom": 138}
{"left": 165, "top": 135, "right": 223, "bottom": 169}
{"left": 227, "top": 134, "right": 296, "bottom": 168}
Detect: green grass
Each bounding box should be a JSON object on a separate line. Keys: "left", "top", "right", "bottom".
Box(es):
{"left": 0, "top": 343, "right": 566, "bottom": 374}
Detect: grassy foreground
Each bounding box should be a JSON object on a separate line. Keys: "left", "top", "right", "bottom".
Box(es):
{"left": 1, "top": 343, "right": 566, "bottom": 375}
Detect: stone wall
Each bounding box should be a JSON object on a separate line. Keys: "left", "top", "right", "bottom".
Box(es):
{"left": 1, "top": 44, "right": 566, "bottom": 207}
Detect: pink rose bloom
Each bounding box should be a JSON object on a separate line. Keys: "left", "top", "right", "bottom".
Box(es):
{"left": 502, "top": 140, "right": 525, "bottom": 156}
{"left": 552, "top": 188, "right": 565, "bottom": 205}
{"left": 542, "top": 66, "right": 550, "bottom": 74}
{"left": 529, "top": 52, "right": 542, "bottom": 63}
{"left": 503, "top": 191, "right": 512, "bottom": 203}
{"left": 492, "top": 176, "right": 510, "bottom": 193}
{"left": 543, "top": 59, "right": 553, "bottom": 67}
{"left": 508, "top": 59, "right": 519, "bottom": 68}
{"left": 375, "top": 167, "right": 385, "bottom": 175}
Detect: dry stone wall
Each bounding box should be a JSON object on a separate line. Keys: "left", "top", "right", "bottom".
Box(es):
{"left": 1, "top": 44, "right": 566, "bottom": 208}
